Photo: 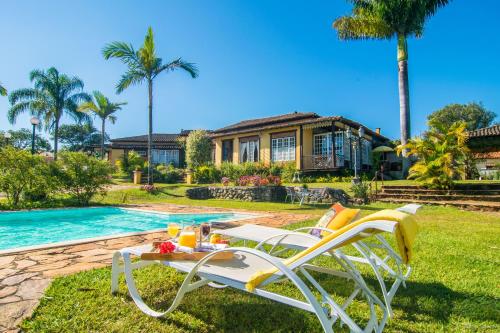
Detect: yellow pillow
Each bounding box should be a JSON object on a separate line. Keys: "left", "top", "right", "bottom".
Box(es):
{"left": 321, "top": 208, "right": 360, "bottom": 236}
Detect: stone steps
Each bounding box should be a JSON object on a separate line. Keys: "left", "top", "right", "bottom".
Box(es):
{"left": 375, "top": 183, "right": 500, "bottom": 211}
{"left": 376, "top": 197, "right": 500, "bottom": 212}
{"left": 376, "top": 193, "right": 500, "bottom": 202}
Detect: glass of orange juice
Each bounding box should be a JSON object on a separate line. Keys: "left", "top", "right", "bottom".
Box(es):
{"left": 178, "top": 226, "right": 197, "bottom": 248}
{"left": 167, "top": 223, "right": 180, "bottom": 239}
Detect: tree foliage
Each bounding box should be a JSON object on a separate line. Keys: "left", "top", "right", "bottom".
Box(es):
{"left": 102, "top": 27, "right": 198, "bottom": 184}
{"left": 185, "top": 130, "right": 212, "bottom": 169}
{"left": 427, "top": 102, "right": 497, "bottom": 131}
{"left": 8, "top": 67, "right": 91, "bottom": 159}
{"left": 78, "top": 91, "right": 126, "bottom": 158}
{"left": 397, "top": 122, "right": 469, "bottom": 189}
{"left": 56, "top": 152, "right": 113, "bottom": 205}
{"left": 0, "top": 81, "right": 7, "bottom": 96}
{"left": 0, "top": 147, "right": 56, "bottom": 206}
{"left": 0, "top": 129, "right": 51, "bottom": 152}
{"left": 55, "top": 123, "right": 104, "bottom": 152}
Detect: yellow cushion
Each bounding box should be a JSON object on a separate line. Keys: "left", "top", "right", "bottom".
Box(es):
{"left": 245, "top": 209, "right": 418, "bottom": 292}
{"left": 322, "top": 208, "right": 360, "bottom": 236}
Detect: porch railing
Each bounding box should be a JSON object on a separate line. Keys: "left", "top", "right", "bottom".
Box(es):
{"left": 302, "top": 154, "right": 344, "bottom": 170}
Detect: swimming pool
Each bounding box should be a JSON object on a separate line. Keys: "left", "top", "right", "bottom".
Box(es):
{"left": 0, "top": 207, "right": 255, "bottom": 251}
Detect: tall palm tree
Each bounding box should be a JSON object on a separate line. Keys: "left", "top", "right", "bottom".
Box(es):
{"left": 102, "top": 27, "right": 199, "bottom": 184}
{"left": 8, "top": 67, "right": 90, "bottom": 159}
{"left": 0, "top": 82, "right": 7, "bottom": 96}
{"left": 333, "top": 0, "right": 450, "bottom": 174}
{"left": 78, "top": 91, "right": 127, "bottom": 159}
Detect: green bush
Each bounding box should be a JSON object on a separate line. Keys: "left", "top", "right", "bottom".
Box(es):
{"left": 185, "top": 130, "right": 212, "bottom": 169}
{"left": 118, "top": 151, "right": 145, "bottom": 174}
{"left": 280, "top": 161, "right": 297, "bottom": 182}
{"left": 219, "top": 161, "right": 240, "bottom": 181}
{"left": 194, "top": 164, "right": 221, "bottom": 184}
{"left": 350, "top": 182, "right": 370, "bottom": 203}
{"left": 57, "top": 152, "right": 114, "bottom": 205}
{"left": 155, "top": 164, "right": 183, "bottom": 183}
{"left": 0, "top": 147, "right": 58, "bottom": 207}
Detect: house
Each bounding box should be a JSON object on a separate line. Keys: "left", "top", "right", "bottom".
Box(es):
{"left": 107, "top": 130, "right": 191, "bottom": 167}
{"left": 211, "top": 112, "right": 389, "bottom": 173}
{"left": 467, "top": 125, "right": 500, "bottom": 178}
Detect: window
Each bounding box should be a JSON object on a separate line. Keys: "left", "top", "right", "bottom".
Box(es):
{"left": 335, "top": 131, "right": 344, "bottom": 167}
{"left": 313, "top": 133, "right": 332, "bottom": 156}
{"left": 271, "top": 136, "right": 295, "bottom": 162}
{"left": 362, "top": 140, "right": 372, "bottom": 165}
{"left": 239, "top": 137, "right": 259, "bottom": 163}
{"left": 222, "top": 139, "right": 233, "bottom": 162}
{"left": 151, "top": 149, "right": 179, "bottom": 166}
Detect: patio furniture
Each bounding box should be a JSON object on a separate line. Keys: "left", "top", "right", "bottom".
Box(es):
{"left": 213, "top": 204, "right": 421, "bottom": 317}
{"left": 110, "top": 216, "right": 416, "bottom": 332}
{"left": 284, "top": 186, "right": 298, "bottom": 203}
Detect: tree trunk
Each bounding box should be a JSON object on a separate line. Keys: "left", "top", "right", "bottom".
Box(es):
{"left": 397, "top": 34, "right": 411, "bottom": 177}
{"left": 101, "top": 118, "right": 106, "bottom": 160}
{"left": 147, "top": 79, "right": 153, "bottom": 185}
{"left": 54, "top": 119, "right": 59, "bottom": 161}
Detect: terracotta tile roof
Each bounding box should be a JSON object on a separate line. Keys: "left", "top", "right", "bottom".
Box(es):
{"left": 468, "top": 125, "right": 500, "bottom": 138}
{"left": 211, "top": 112, "right": 388, "bottom": 141}
{"left": 110, "top": 134, "right": 181, "bottom": 143}
{"left": 213, "top": 112, "right": 319, "bottom": 134}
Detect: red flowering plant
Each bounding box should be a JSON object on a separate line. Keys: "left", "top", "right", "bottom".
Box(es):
{"left": 267, "top": 175, "right": 282, "bottom": 185}
{"left": 237, "top": 175, "right": 251, "bottom": 186}
{"left": 221, "top": 177, "right": 230, "bottom": 186}
{"left": 259, "top": 178, "right": 269, "bottom": 186}
{"left": 159, "top": 241, "right": 176, "bottom": 254}
{"left": 140, "top": 184, "right": 158, "bottom": 194}
{"left": 250, "top": 175, "right": 262, "bottom": 186}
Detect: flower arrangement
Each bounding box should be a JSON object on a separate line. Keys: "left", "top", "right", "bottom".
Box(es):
{"left": 221, "top": 177, "right": 230, "bottom": 186}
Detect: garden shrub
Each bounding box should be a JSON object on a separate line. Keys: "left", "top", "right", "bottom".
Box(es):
{"left": 280, "top": 161, "right": 297, "bottom": 182}
{"left": 0, "top": 147, "right": 58, "bottom": 207}
{"left": 56, "top": 152, "right": 113, "bottom": 205}
{"left": 194, "top": 164, "right": 221, "bottom": 184}
{"left": 185, "top": 130, "right": 212, "bottom": 169}
{"left": 155, "top": 164, "right": 183, "bottom": 183}
{"left": 220, "top": 161, "right": 240, "bottom": 181}
{"left": 350, "top": 182, "right": 370, "bottom": 204}
{"left": 118, "top": 151, "right": 145, "bottom": 174}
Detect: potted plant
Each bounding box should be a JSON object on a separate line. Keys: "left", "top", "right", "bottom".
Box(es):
{"left": 133, "top": 166, "right": 142, "bottom": 185}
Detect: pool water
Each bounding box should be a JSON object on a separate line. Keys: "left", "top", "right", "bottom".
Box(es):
{"left": 0, "top": 207, "right": 253, "bottom": 251}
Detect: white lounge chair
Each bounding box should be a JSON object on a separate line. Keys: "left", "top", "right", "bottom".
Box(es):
{"left": 111, "top": 218, "right": 412, "bottom": 333}
{"left": 213, "top": 204, "right": 421, "bottom": 317}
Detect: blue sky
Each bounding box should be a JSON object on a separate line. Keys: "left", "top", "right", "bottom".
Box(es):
{"left": 1, "top": 0, "right": 499, "bottom": 141}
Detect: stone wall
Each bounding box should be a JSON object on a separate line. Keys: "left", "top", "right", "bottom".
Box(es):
{"left": 186, "top": 186, "right": 287, "bottom": 202}
{"left": 186, "top": 186, "right": 350, "bottom": 204}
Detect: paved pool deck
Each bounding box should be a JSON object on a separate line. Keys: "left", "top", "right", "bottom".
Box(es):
{"left": 0, "top": 204, "right": 315, "bottom": 332}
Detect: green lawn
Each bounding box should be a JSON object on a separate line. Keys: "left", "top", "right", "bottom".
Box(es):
{"left": 21, "top": 200, "right": 500, "bottom": 332}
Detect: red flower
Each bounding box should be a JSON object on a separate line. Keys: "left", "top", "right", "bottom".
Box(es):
{"left": 159, "top": 241, "right": 176, "bottom": 254}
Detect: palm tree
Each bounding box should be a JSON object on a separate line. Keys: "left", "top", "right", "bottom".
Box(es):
{"left": 333, "top": 0, "right": 450, "bottom": 175}
{"left": 8, "top": 67, "right": 90, "bottom": 160}
{"left": 102, "top": 27, "right": 199, "bottom": 184}
{"left": 0, "top": 82, "right": 7, "bottom": 96}
{"left": 78, "top": 91, "right": 127, "bottom": 159}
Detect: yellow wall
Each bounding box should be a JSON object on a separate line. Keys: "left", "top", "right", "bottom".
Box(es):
{"left": 109, "top": 149, "right": 125, "bottom": 166}
{"left": 213, "top": 126, "right": 301, "bottom": 168}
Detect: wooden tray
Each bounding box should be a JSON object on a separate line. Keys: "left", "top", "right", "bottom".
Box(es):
{"left": 141, "top": 242, "right": 233, "bottom": 261}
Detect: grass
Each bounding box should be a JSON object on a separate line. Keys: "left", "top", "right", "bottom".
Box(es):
{"left": 21, "top": 201, "right": 500, "bottom": 332}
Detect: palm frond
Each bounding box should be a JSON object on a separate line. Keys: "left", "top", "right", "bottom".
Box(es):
{"left": 0, "top": 82, "right": 7, "bottom": 96}
{"left": 156, "top": 58, "right": 199, "bottom": 78}
{"left": 102, "top": 41, "right": 139, "bottom": 66}
{"left": 333, "top": 8, "right": 393, "bottom": 40}
{"left": 116, "top": 69, "right": 146, "bottom": 93}
{"left": 8, "top": 88, "right": 40, "bottom": 104}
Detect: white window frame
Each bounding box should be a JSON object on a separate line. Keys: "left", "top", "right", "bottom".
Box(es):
{"left": 313, "top": 133, "right": 332, "bottom": 156}
{"left": 239, "top": 139, "right": 259, "bottom": 163}
{"left": 151, "top": 149, "right": 179, "bottom": 166}
{"left": 271, "top": 136, "right": 296, "bottom": 162}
